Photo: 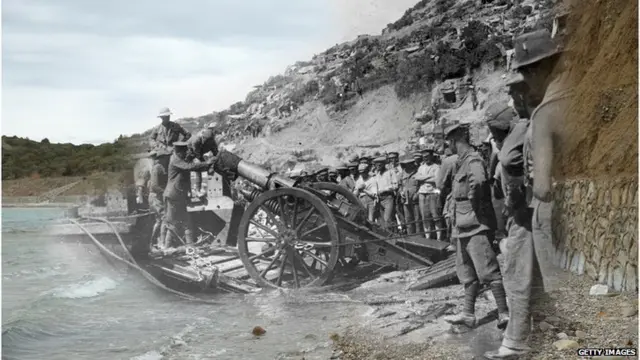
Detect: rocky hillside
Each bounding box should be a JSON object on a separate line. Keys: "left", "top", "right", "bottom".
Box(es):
{"left": 129, "top": 0, "right": 559, "bottom": 172}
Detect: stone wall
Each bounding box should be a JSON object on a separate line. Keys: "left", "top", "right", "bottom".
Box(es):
{"left": 553, "top": 178, "right": 638, "bottom": 292}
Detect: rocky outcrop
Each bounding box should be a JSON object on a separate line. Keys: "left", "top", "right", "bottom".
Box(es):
{"left": 553, "top": 178, "right": 638, "bottom": 292}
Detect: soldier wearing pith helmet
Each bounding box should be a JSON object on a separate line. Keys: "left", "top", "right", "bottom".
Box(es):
{"left": 149, "top": 107, "right": 191, "bottom": 155}
{"left": 442, "top": 123, "right": 509, "bottom": 334}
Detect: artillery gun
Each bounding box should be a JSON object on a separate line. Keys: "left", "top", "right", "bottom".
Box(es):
{"left": 159, "top": 150, "right": 453, "bottom": 290}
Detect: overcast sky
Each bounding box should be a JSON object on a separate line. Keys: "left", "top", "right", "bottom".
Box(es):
{"left": 2, "top": 0, "right": 418, "bottom": 144}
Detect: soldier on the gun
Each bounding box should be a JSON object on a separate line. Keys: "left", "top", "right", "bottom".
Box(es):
{"left": 162, "top": 141, "right": 216, "bottom": 247}
{"left": 354, "top": 163, "right": 377, "bottom": 223}
{"left": 399, "top": 155, "right": 420, "bottom": 235}
{"left": 442, "top": 123, "right": 509, "bottom": 332}
{"left": 148, "top": 107, "right": 191, "bottom": 164}
{"left": 148, "top": 150, "right": 170, "bottom": 250}
{"left": 373, "top": 156, "right": 398, "bottom": 232}
{"left": 186, "top": 122, "right": 220, "bottom": 198}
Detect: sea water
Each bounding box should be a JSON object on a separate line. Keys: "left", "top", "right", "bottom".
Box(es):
{"left": 1, "top": 208, "right": 368, "bottom": 360}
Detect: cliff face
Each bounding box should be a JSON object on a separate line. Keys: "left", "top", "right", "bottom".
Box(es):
{"left": 128, "top": 0, "right": 557, "bottom": 170}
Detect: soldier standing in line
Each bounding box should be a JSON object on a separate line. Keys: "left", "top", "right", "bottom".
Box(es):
{"left": 163, "top": 142, "right": 216, "bottom": 247}
{"left": 315, "top": 167, "right": 329, "bottom": 182}
{"left": 415, "top": 147, "right": 443, "bottom": 240}
{"left": 354, "top": 163, "right": 377, "bottom": 223}
{"left": 328, "top": 168, "right": 339, "bottom": 183}
{"left": 387, "top": 151, "right": 405, "bottom": 233}
{"left": 338, "top": 164, "right": 356, "bottom": 192}
{"left": 372, "top": 156, "right": 398, "bottom": 232}
{"left": 148, "top": 151, "right": 169, "bottom": 250}
{"left": 411, "top": 152, "right": 425, "bottom": 233}
{"left": 149, "top": 107, "right": 191, "bottom": 157}
{"left": 441, "top": 123, "right": 510, "bottom": 331}
{"left": 398, "top": 156, "right": 420, "bottom": 235}
{"left": 187, "top": 122, "right": 220, "bottom": 198}
{"left": 436, "top": 148, "right": 459, "bottom": 249}
{"left": 485, "top": 29, "right": 569, "bottom": 360}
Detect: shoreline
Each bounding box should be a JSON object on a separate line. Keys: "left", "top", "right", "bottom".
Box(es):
{"left": 2, "top": 202, "right": 78, "bottom": 208}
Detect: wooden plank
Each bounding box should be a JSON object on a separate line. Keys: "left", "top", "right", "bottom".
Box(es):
{"left": 396, "top": 236, "right": 451, "bottom": 252}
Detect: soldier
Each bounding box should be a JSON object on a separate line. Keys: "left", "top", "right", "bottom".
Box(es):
{"left": 373, "top": 156, "right": 398, "bottom": 231}
{"left": 415, "top": 147, "right": 443, "bottom": 240}
{"left": 335, "top": 165, "right": 348, "bottom": 183}
{"left": 398, "top": 156, "right": 420, "bottom": 234}
{"left": 148, "top": 150, "right": 170, "bottom": 250}
{"left": 163, "top": 141, "right": 216, "bottom": 247}
{"left": 354, "top": 163, "right": 377, "bottom": 222}
{"left": 149, "top": 107, "right": 191, "bottom": 154}
{"left": 315, "top": 167, "right": 329, "bottom": 182}
{"left": 328, "top": 168, "right": 339, "bottom": 183}
{"left": 436, "top": 149, "right": 459, "bottom": 248}
{"left": 387, "top": 151, "right": 405, "bottom": 232}
{"left": 187, "top": 122, "right": 220, "bottom": 198}
{"left": 485, "top": 29, "right": 568, "bottom": 359}
{"left": 338, "top": 164, "right": 355, "bottom": 191}
{"left": 441, "top": 123, "right": 509, "bottom": 332}
{"left": 412, "top": 152, "right": 423, "bottom": 168}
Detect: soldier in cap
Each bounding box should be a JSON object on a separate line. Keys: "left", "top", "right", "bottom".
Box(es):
{"left": 315, "top": 167, "right": 329, "bottom": 182}
{"left": 387, "top": 152, "right": 405, "bottom": 232}
{"left": 441, "top": 123, "right": 510, "bottom": 333}
{"left": 149, "top": 107, "right": 191, "bottom": 155}
{"left": 354, "top": 163, "right": 377, "bottom": 222}
{"left": 187, "top": 122, "right": 220, "bottom": 197}
{"left": 148, "top": 150, "right": 170, "bottom": 250}
{"left": 398, "top": 156, "right": 421, "bottom": 234}
{"left": 162, "top": 141, "right": 216, "bottom": 248}
{"left": 340, "top": 163, "right": 358, "bottom": 192}
{"left": 435, "top": 148, "right": 459, "bottom": 245}
{"left": 415, "top": 146, "right": 443, "bottom": 240}
{"left": 337, "top": 164, "right": 354, "bottom": 191}
{"left": 485, "top": 29, "right": 568, "bottom": 359}
{"left": 372, "top": 156, "right": 398, "bottom": 231}
{"left": 328, "top": 168, "right": 339, "bottom": 183}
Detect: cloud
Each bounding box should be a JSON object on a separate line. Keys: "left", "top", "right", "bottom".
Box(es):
{"left": 2, "top": 0, "right": 416, "bottom": 144}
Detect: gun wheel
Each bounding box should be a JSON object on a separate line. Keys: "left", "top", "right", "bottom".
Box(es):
{"left": 237, "top": 187, "right": 340, "bottom": 289}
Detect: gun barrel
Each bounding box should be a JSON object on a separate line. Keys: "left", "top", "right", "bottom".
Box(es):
{"left": 216, "top": 150, "right": 297, "bottom": 190}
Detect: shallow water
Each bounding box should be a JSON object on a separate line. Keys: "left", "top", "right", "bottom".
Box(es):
{"left": 2, "top": 208, "right": 368, "bottom": 360}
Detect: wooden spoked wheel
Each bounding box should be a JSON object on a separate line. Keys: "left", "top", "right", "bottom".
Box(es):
{"left": 237, "top": 188, "right": 341, "bottom": 289}
{"left": 307, "top": 182, "right": 365, "bottom": 214}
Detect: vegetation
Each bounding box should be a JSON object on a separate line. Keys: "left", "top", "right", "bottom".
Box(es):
{"left": 1, "top": 136, "right": 133, "bottom": 180}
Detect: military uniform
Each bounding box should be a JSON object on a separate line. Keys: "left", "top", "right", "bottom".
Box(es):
{"left": 354, "top": 164, "right": 377, "bottom": 222}
{"left": 386, "top": 152, "right": 405, "bottom": 232}
{"left": 149, "top": 108, "right": 191, "bottom": 152}
{"left": 415, "top": 148, "right": 443, "bottom": 240}
{"left": 399, "top": 156, "right": 421, "bottom": 234}
{"left": 436, "top": 153, "right": 459, "bottom": 242}
{"left": 373, "top": 156, "right": 398, "bottom": 231}
{"left": 315, "top": 167, "right": 329, "bottom": 182}
{"left": 187, "top": 123, "right": 220, "bottom": 196}
{"left": 148, "top": 151, "right": 168, "bottom": 248}
{"left": 485, "top": 29, "right": 567, "bottom": 359}
{"left": 442, "top": 123, "right": 509, "bottom": 330}
{"left": 328, "top": 168, "right": 338, "bottom": 183}
{"left": 163, "top": 142, "right": 215, "bottom": 246}
{"left": 338, "top": 164, "right": 356, "bottom": 191}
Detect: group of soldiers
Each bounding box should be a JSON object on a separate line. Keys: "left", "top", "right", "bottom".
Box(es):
{"left": 139, "top": 27, "right": 564, "bottom": 358}
{"left": 138, "top": 107, "right": 220, "bottom": 251}
{"left": 442, "top": 29, "right": 566, "bottom": 359}
{"left": 285, "top": 148, "right": 450, "bottom": 242}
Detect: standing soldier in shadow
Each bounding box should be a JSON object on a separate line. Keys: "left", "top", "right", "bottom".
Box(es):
{"left": 162, "top": 142, "right": 216, "bottom": 247}
{"left": 442, "top": 123, "right": 510, "bottom": 332}
{"left": 373, "top": 156, "right": 398, "bottom": 232}
{"left": 485, "top": 29, "right": 569, "bottom": 360}
{"left": 398, "top": 156, "right": 420, "bottom": 235}
{"left": 148, "top": 150, "right": 169, "bottom": 250}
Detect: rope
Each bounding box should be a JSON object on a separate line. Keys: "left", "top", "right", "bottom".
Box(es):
{"left": 69, "top": 217, "right": 222, "bottom": 304}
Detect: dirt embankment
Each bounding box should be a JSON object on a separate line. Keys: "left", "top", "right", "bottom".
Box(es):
{"left": 555, "top": 0, "right": 638, "bottom": 180}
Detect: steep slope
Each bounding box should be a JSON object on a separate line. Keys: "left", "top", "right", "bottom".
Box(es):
{"left": 555, "top": 0, "right": 638, "bottom": 179}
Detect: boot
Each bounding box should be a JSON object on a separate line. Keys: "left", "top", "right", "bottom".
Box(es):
{"left": 443, "top": 313, "right": 476, "bottom": 328}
